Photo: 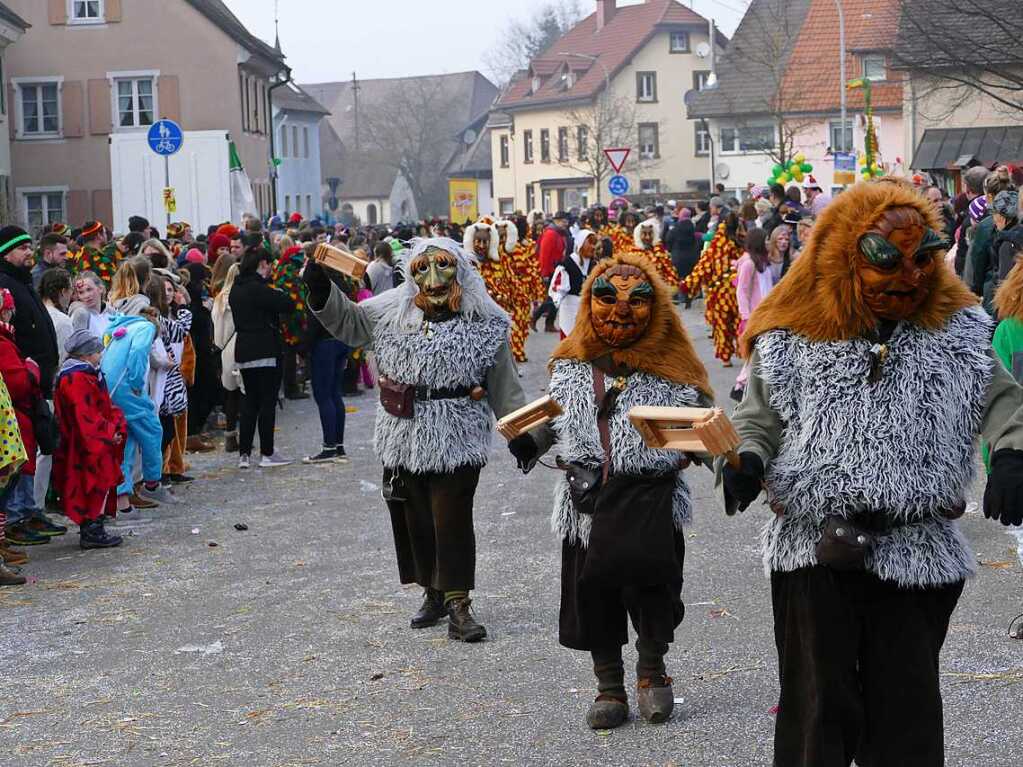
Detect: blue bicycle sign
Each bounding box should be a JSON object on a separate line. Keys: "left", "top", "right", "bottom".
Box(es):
{"left": 147, "top": 120, "right": 183, "bottom": 156}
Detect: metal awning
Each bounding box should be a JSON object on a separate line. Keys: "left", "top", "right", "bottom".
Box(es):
{"left": 912, "top": 126, "right": 1023, "bottom": 170}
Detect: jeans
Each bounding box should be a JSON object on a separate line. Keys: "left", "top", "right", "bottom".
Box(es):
{"left": 239, "top": 365, "right": 282, "bottom": 457}
{"left": 310, "top": 338, "right": 349, "bottom": 447}
{"left": 6, "top": 472, "right": 45, "bottom": 526}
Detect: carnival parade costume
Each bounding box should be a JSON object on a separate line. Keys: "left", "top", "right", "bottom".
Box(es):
{"left": 722, "top": 179, "right": 1023, "bottom": 767}
{"left": 682, "top": 218, "right": 742, "bottom": 364}
{"left": 306, "top": 237, "right": 528, "bottom": 642}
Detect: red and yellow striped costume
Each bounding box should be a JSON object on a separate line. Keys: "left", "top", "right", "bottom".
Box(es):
{"left": 507, "top": 237, "right": 544, "bottom": 362}
{"left": 682, "top": 228, "right": 740, "bottom": 364}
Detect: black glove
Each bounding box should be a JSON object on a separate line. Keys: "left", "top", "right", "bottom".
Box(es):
{"left": 722, "top": 451, "right": 764, "bottom": 515}
{"left": 302, "top": 257, "right": 332, "bottom": 310}
{"left": 508, "top": 433, "right": 539, "bottom": 474}
{"left": 983, "top": 449, "right": 1023, "bottom": 527}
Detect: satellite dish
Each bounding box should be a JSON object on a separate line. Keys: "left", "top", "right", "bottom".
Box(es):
{"left": 715, "top": 162, "right": 731, "bottom": 180}
{"left": 695, "top": 41, "right": 712, "bottom": 59}
{"left": 463, "top": 128, "right": 478, "bottom": 145}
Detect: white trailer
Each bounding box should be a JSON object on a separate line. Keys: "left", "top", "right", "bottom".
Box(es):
{"left": 109, "top": 130, "right": 232, "bottom": 235}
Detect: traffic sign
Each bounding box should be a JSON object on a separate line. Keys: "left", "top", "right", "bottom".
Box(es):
{"left": 603, "top": 147, "right": 630, "bottom": 174}
{"left": 147, "top": 119, "right": 183, "bottom": 156}
{"left": 608, "top": 174, "right": 629, "bottom": 196}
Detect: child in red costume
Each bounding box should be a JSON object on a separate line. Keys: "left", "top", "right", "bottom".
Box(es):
{"left": 53, "top": 329, "right": 127, "bottom": 549}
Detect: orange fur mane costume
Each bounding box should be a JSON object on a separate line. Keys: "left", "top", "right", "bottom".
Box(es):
{"left": 551, "top": 252, "right": 712, "bottom": 397}
{"left": 995, "top": 256, "right": 1023, "bottom": 322}
{"left": 741, "top": 179, "right": 978, "bottom": 357}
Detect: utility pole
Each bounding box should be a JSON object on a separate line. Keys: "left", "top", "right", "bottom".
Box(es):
{"left": 352, "top": 71, "right": 361, "bottom": 153}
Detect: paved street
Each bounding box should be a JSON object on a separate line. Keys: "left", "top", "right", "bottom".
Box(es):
{"left": 2, "top": 307, "right": 1022, "bottom": 767}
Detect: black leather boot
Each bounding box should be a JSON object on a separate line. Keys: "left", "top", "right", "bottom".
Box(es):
{"left": 410, "top": 588, "right": 445, "bottom": 629}
{"left": 447, "top": 597, "right": 487, "bottom": 642}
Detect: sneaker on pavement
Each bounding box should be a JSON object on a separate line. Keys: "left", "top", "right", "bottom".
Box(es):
{"left": 260, "top": 452, "right": 292, "bottom": 468}
{"left": 0, "top": 561, "right": 26, "bottom": 586}
{"left": 303, "top": 447, "right": 337, "bottom": 464}
{"left": 25, "top": 515, "right": 68, "bottom": 537}
{"left": 79, "top": 520, "right": 124, "bottom": 550}
{"left": 5, "top": 523, "right": 50, "bottom": 546}
{"left": 137, "top": 484, "right": 181, "bottom": 505}
{"left": 168, "top": 473, "right": 194, "bottom": 484}
{"left": 334, "top": 446, "right": 350, "bottom": 464}
{"left": 129, "top": 493, "right": 159, "bottom": 509}
{"left": 238, "top": 454, "right": 250, "bottom": 470}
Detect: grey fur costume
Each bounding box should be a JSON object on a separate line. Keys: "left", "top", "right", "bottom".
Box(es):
{"left": 310, "top": 237, "right": 524, "bottom": 474}
{"left": 757, "top": 306, "right": 993, "bottom": 587}
{"left": 547, "top": 359, "right": 703, "bottom": 547}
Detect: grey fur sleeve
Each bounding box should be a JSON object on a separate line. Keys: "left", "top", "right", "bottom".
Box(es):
{"left": 981, "top": 350, "right": 1023, "bottom": 453}
{"left": 730, "top": 348, "right": 783, "bottom": 467}
{"left": 485, "top": 341, "right": 527, "bottom": 420}
{"left": 310, "top": 283, "right": 375, "bottom": 347}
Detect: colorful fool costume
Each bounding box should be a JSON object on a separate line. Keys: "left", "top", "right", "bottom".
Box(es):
{"left": 74, "top": 222, "right": 119, "bottom": 291}
{"left": 305, "top": 237, "right": 528, "bottom": 642}
{"left": 721, "top": 180, "right": 1023, "bottom": 767}
{"left": 513, "top": 252, "right": 713, "bottom": 729}
{"left": 631, "top": 219, "right": 680, "bottom": 289}
{"left": 682, "top": 216, "right": 742, "bottom": 365}
{"left": 464, "top": 218, "right": 514, "bottom": 312}
{"left": 497, "top": 218, "right": 543, "bottom": 363}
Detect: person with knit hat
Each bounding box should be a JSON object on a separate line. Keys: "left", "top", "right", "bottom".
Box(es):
{"left": 288, "top": 212, "right": 303, "bottom": 227}
{"left": 0, "top": 226, "right": 59, "bottom": 397}
{"left": 207, "top": 233, "right": 231, "bottom": 266}
{"left": 53, "top": 329, "right": 127, "bottom": 549}
{"left": 184, "top": 248, "right": 206, "bottom": 265}
{"left": 74, "top": 221, "right": 118, "bottom": 291}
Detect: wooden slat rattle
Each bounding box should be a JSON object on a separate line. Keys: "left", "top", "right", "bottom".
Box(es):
{"left": 628, "top": 406, "right": 742, "bottom": 468}
{"left": 312, "top": 242, "right": 370, "bottom": 279}
{"left": 497, "top": 396, "right": 563, "bottom": 441}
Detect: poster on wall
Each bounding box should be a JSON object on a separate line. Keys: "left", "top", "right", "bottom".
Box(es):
{"left": 449, "top": 179, "right": 479, "bottom": 224}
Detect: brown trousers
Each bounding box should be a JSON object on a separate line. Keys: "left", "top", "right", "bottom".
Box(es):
{"left": 162, "top": 411, "right": 188, "bottom": 475}
{"left": 383, "top": 465, "right": 481, "bottom": 592}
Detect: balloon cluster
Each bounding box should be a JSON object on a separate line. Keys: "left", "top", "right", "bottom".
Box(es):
{"left": 858, "top": 151, "right": 885, "bottom": 180}
{"left": 767, "top": 153, "right": 813, "bottom": 187}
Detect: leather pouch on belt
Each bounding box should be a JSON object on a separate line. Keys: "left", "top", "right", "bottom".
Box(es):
{"left": 379, "top": 377, "right": 414, "bottom": 419}
{"left": 815, "top": 516, "right": 875, "bottom": 571}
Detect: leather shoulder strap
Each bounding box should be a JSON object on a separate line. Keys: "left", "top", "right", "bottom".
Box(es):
{"left": 592, "top": 366, "right": 611, "bottom": 483}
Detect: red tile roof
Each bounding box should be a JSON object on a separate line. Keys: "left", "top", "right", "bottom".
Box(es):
{"left": 497, "top": 0, "right": 713, "bottom": 110}
{"left": 781, "top": 0, "right": 903, "bottom": 113}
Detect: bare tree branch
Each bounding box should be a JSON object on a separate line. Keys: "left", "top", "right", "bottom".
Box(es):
{"left": 483, "top": 0, "right": 584, "bottom": 85}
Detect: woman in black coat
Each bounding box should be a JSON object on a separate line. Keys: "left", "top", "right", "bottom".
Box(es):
{"left": 665, "top": 215, "right": 699, "bottom": 307}
{"left": 228, "top": 246, "right": 296, "bottom": 468}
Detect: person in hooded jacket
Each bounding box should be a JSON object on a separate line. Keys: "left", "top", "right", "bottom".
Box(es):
{"left": 183, "top": 261, "right": 218, "bottom": 452}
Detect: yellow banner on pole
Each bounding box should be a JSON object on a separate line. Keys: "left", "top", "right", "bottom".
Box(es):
{"left": 448, "top": 179, "right": 478, "bottom": 224}
{"left": 163, "top": 187, "right": 177, "bottom": 213}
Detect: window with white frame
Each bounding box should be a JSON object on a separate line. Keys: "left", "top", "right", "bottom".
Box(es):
{"left": 720, "top": 125, "right": 775, "bottom": 153}
{"left": 693, "top": 70, "right": 711, "bottom": 92}
{"left": 557, "top": 127, "right": 569, "bottom": 162}
{"left": 638, "top": 123, "right": 659, "bottom": 160}
{"left": 291, "top": 126, "right": 298, "bottom": 158}
{"left": 636, "top": 72, "right": 657, "bottom": 102}
{"left": 280, "top": 124, "right": 288, "bottom": 157}
{"left": 70, "top": 0, "right": 103, "bottom": 24}
{"left": 669, "top": 31, "right": 690, "bottom": 53}
{"left": 303, "top": 127, "right": 310, "bottom": 158}
{"left": 284, "top": 194, "right": 291, "bottom": 215}
{"left": 499, "top": 198, "right": 514, "bottom": 215}
{"left": 640, "top": 179, "right": 660, "bottom": 195}
{"left": 862, "top": 55, "right": 886, "bottom": 82}
{"left": 828, "top": 118, "right": 854, "bottom": 152}
{"left": 23, "top": 190, "right": 65, "bottom": 231}
{"left": 115, "top": 77, "right": 155, "bottom": 128}
{"left": 499, "top": 135, "right": 509, "bottom": 168}
{"left": 19, "top": 81, "right": 60, "bottom": 137}
{"left": 306, "top": 195, "right": 312, "bottom": 216}
{"left": 695, "top": 123, "right": 711, "bottom": 156}
{"left": 523, "top": 130, "right": 534, "bottom": 163}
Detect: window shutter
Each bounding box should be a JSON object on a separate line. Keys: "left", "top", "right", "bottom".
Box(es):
{"left": 48, "top": 0, "right": 67, "bottom": 25}
{"left": 67, "top": 190, "right": 90, "bottom": 226}
{"left": 92, "top": 189, "right": 113, "bottom": 227}
{"left": 62, "top": 81, "right": 84, "bottom": 138}
{"left": 7, "top": 85, "right": 14, "bottom": 140}
{"left": 106, "top": 0, "right": 123, "bottom": 22}
{"left": 158, "top": 75, "right": 181, "bottom": 123}
{"left": 87, "top": 79, "right": 112, "bottom": 135}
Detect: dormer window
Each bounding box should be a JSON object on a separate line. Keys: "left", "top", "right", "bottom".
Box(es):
{"left": 559, "top": 70, "right": 576, "bottom": 90}
{"left": 862, "top": 54, "right": 886, "bottom": 82}
{"left": 531, "top": 76, "right": 542, "bottom": 94}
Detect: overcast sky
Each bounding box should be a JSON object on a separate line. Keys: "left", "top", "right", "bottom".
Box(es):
{"left": 223, "top": 0, "right": 744, "bottom": 84}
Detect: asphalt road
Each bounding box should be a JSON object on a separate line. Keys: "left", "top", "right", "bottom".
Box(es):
{"left": 2, "top": 306, "right": 1022, "bottom": 767}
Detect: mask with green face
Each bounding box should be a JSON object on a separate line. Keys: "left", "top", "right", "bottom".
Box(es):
{"left": 411, "top": 247, "right": 460, "bottom": 314}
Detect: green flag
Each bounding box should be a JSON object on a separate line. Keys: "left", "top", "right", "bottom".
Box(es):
{"left": 229, "top": 141, "right": 258, "bottom": 221}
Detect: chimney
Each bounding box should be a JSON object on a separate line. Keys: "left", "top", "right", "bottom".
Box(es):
{"left": 596, "top": 0, "right": 616, "bottom": 30}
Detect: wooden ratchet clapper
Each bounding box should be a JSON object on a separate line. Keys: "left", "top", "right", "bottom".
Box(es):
{"left": 628, "top": 407, "right": 742, "bottom": 468}
{"left": 496, "top": 396, "right": 563, "bottom": 441}
{"left": 312, "top": 242, "right": 370, "bottom": 279}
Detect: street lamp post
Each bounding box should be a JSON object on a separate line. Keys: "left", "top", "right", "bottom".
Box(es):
{"left": 834, "top": 0, "right": 847, "bottom": 154}
{"left": 561, "top": 52, "right": 611, "bottom": 203}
